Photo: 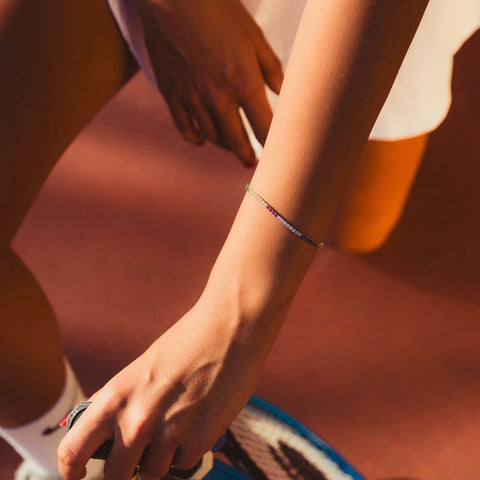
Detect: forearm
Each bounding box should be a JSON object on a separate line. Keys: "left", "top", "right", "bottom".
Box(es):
{"left": 58, "top": 5, "right": 433, "bottom": 474}
{"left": 204, "top": 0, "right": 428, "bottom": 324}
{"left": 254, "top": 0, "right": 429, "bottom": 234}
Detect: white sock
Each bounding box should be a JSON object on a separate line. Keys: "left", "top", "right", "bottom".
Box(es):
{"left": 0, "top": 359, "right": 104, "bottom": 479}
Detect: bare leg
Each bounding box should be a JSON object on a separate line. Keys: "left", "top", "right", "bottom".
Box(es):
{"left": 0, "top": 0, "right": 135, "bottom": 427}
{"left": 327, "top": 134, "right": 428, "bottom": 253}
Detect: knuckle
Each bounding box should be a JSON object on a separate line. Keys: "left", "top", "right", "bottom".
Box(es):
{"left": 199, "top": 78, "right": 233, "bottom": 111}
{"left": 120, "top": 407, "right": 157, "bottom": 448}
{"left": 161, "top": 420, "right": 183, "bottom": 445}
{"left": 123, "top": 427, "right": 149, "bottom": 450}
{"left": 99, "top": 380, "right": 126, "bottom": 409}
{"left": 230, "top": 75, "right": 253, "bottom": 100}
{"left": 206, "top": 89, "right": 231, "bottom": 114}
{"left": 129, "top": 412, "right": 153, "bottom": 440}
{"left": 99, "top": 386, "right": 126, "bottom": 412}
{"left": 213, "top": 93, "right": 238, "bottom": 116}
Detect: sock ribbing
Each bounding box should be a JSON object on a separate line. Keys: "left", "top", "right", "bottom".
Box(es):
{"left": 0, "top": 359, "right": 85, "bottom": 476}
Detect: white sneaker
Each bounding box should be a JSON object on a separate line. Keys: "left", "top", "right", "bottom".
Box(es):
{"left": 14, "top": 462, "right": 63, "bottom": 480}
{"left": 14, "top": 460, "right": 105, "bottom": 480}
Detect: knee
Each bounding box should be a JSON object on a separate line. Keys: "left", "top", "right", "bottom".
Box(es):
{"left": 0, "top": 248, "right": 31, "bottom": 295}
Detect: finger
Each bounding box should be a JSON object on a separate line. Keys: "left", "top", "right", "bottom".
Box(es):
{"left": 189, "top": 102, "right": 223, "bottom": 148}
{"left": 215, "top": 105, "right": 257, "bottom": 167}
{"left": 58, "top": 409, "right": 112, "bottom": 480}
{"left": 171, "top": 447, "right": 205, "bottom": 473}
{"left": 103, "top": 429, "right": 147, "bottom": 480}
{"left": 191, "top": 86, "right": 257, "bottom": 164}
{"left": 166, "top": 95, "right": 205, "bottom": 145}
{"left": 239, "top": 82, "right": 274, "bottom": 147}
{"left": 205, "top": 87, "right": 257, "bottom": 165}
{"left": 137, "top": 440, "right": 178, "bottom": 480}
{"left": 253, "top": 31, "right": 284, "bottom": 94}
{"left": 233, "top": 0, "right": 283, "bottom": 94}
{"left": 141, "top": 15, "right": 204, "bottom": 147}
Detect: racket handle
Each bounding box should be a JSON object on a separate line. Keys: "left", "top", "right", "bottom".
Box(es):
{"left": 64, "top": 402, "right": 213, "bottom": 479}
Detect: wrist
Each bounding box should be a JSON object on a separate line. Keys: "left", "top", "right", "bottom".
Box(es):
{"left": 202, "top": 194, "right": 318, "bottom": 334}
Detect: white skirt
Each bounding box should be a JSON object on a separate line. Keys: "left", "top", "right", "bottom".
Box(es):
{"left": 106, "top": 0, "right": 480, "bottom": 144}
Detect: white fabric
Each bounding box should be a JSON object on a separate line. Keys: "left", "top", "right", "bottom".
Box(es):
{"left": 106, "top": 0, "right": 154, "bottom": 83}
{"left": 1, "top": 360, "right": 103, "bottom": 480}
{"left": 106, "top": 0, "right": 480, "bottom": 141}
{"left": 370, "top": 0, "right": 480, "bottom": 139}
{"left": 14, "top": 461, "right": 64, "bottom": 480}
{"left": 14, "top": 460, "right": 105, "bottom": 480}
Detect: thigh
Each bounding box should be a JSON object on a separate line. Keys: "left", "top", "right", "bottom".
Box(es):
{"left": 0, "top": 0, "right": 134, "bottom": 250}
{"left": 328, "top": 134, "right": 428, "bottom": 252}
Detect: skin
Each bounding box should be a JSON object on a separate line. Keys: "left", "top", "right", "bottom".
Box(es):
{"left": 136, "top": 0, "right": 284, "bottom": 166}
{"left": 0, "top": 0, "right": 131, "bottom": 427}
{"left": 56, "top": 1, "right": 429, "bottom": 480}
{"left": 328, "top": 134, "right": 429, "bottom": 253}
{"left": 0, "top": 0, "right": 282, "bottom": 428}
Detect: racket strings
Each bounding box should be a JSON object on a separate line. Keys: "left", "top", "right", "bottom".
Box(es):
{"left": 224, "top": 405, "right": 354, "bottom": 480}
{"left": 269, "top": 442, "right": 329, "bottom": 480}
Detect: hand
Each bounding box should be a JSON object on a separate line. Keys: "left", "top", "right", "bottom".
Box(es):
{"left": 135, "top": 0, "right": 284, "bottom": 166}
{"left": 57, "top": 298, "right": 277, "bottom": 480}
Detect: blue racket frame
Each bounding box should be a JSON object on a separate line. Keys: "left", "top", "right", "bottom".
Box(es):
{"left": 205, "top": 395, "right": 365, "bottom": 480}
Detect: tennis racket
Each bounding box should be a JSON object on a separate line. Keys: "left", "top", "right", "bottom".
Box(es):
{"left": 65, "top": 396, "right": 365, "bottom": 480}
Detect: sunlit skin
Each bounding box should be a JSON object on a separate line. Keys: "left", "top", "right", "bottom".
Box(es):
{"left": 329, "top": 134, "right": 429, "bottom": 253}
{"left": 0, "top": 1, "right": 430, "bottom": 479}
{"left": 57, "top": 2, "right": 429, "bottom": 480}
{"left": 0, "top": 0, "right": 282, "bottom": 429}
{"left": 0, "top": 0, "right": 130, "bottom": 427}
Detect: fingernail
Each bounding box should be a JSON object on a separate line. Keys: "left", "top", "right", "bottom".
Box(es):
{"left": 191, "top": 136, "right": 204, "bottom": 145}
{"left": 272, "top": 72, "right": 284, "bottom": 93}
{"left": 184, "top": 133, "right": 204, "bottom": 145}
{"left": 243, "top": 158, "right": 258, "bottom": 168}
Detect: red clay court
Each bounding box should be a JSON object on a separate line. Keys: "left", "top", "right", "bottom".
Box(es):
{"left": 1, "top": 31, "right": 480, "bottom": 480}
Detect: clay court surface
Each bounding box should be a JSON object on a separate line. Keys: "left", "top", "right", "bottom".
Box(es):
{"left": 1, "top": 32, "right": 480, "bottom": 480}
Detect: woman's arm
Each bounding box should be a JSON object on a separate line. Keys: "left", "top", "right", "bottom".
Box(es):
{"left": 209, "top": 0, "right": 429, "bottom": 332}
{"left": 252, "top": 0, "right": 429, "bottom": 243}
{"left": 58, "top": 2, "right": 428, "bottom": 480}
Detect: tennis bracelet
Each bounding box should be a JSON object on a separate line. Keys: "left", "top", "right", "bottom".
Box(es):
{"left": 245, "top": 184, "right": 323, "bottom": 248}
